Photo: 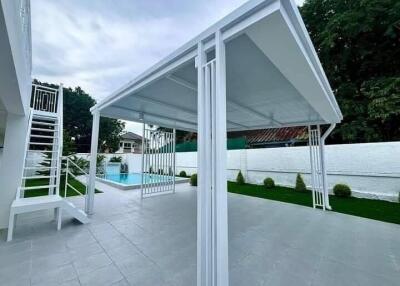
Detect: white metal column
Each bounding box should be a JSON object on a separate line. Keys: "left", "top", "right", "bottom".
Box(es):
{"left": 308, "top": 125, "right": 325, "bottom": 210}
{"left": 320, "top": 123, "right": 336, "bottom": 210}
{"left": 197, "top": 30, "right": 229, "bottom": 286}
{"left": 87, "top": 111, "right": 100, "bottom": 214}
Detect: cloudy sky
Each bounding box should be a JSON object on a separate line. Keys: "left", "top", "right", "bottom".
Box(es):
{"left": 31, "top": 0, "right": 303, "bottom": 134}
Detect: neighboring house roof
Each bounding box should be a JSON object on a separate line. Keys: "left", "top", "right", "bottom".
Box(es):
{"left": 121, "top": 132, "right": 142, "bottom": 141}
{"left": 229, "top": 127, "right": 308, "bottom": 146}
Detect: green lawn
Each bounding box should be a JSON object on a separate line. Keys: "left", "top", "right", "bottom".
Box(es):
{"left": 228, "top": 181, "right": 400, "bottom": 225}
{"left": 24, "top": 175, "right": 101, "bottom": 198}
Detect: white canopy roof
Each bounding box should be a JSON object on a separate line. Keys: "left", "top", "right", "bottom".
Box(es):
{"left": 92, "top": 0, "right": 342, "bottom": 132}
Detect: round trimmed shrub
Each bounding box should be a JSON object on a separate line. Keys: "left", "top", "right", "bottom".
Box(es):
{"left": 264, "top": 177, "right": 275, "bottom": 189}
{"left": 236, "top": 171, "right": 245, "bottom": 185}
{"left": 295, "top": 173, "right": 307, "bottom": 193}
{"left": 179, "top": 170, "right": 187, "bottom": 177}
{"left": 333, "top": 184, "right": 351, "bottom": 198}
{"left": 190, "top": 173, "right": 197, "bottom": 186}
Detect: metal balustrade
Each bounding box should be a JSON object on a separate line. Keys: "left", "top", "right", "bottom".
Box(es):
{"left": 64, "top": 157, "right": 89, "bottom": 200}
{"left": 31, "top": 84, "right": 59, "bottom": 113}
{"left": 308, "top": 125, "right": 325, "bottom": 210}
{"left": 141, "top": 128, "right": 176, "bottom": 198}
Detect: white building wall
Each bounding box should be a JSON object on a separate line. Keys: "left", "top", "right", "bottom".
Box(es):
{"left": 0, "top": 113, "right": 30, "bottom": 228}
{"left": 76, "top": 142, "right": 400, "bottom": 202}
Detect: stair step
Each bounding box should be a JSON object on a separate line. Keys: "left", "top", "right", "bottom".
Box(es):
{"left": 30, "top": 135, "right": 56, "bottom": 139}
{"left": 61, "top": 200, "right": 89, "bottom": 223}
{"left": 31, "top": 128, "right": 58, "bottom": 132}
{"left": 21, "top": 184, "right": 57, "bottom": 190}
{"left": 32, "top": 121, "right": 58, "bottom": 126}
{"left": 25, "top": 158, "right": 54, "bottom": 161}
{"left": 32, "top": 113, "right": 58, "bottom": 120}
{"left": 23, "top": 175, "right": 57, "bottom": 180}
{"left": 27, "top": 150, "right": 58, "bottom": 153}
{"left": 24, "top": 166, "right": 57, "bottom": 170}
{"left": 29, "top": 142, "right": 56, "bottom": 146}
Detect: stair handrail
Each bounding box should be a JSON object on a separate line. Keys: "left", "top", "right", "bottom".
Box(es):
{"left": 55, "top": 84, "right": 63, "bottom": 196}
{"left": 64, "top": 156, "right": 89, "bottom": 199}
{"left": 16, "top": 107, "right": 34, "bottom": 199}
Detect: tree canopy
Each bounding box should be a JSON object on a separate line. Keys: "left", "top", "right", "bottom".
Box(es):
{"left": 300, "top": 0, "right": 400, "bottom": 143}
{"left": 33, "top": 80, "right": 124, "bottom": 154}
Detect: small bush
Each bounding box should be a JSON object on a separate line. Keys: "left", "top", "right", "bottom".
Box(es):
{"left": 264, "top": 177, "right": 275, "bottom": 189}
{"left": 333, "top": 184, "right": 351, "bottom": 198}
{"left": 295, "top": 173, "right": 307, "bottom": 192}
{"left": 190, "top": 173, "right": 197, "bottom": 186}
{"left": 109, "top": 156, "right": 122, "bottom": 163}
{"left": 236, "top": 171, "right": 245, "bottom": 185}
{"left": 179, "top": 170, "right": 187, "bottom": 177}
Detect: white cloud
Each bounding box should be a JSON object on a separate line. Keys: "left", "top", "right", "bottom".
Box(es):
{"left": 31, "top": 0, "right": 304, "bottom": 134}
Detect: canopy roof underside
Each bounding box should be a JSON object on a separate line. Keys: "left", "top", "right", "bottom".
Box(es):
{"left": 93, "top": 0, "right": 342, "bottom": 132}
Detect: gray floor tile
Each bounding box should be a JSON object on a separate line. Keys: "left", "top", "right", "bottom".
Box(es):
{"left": 1, "top": 184, "right": 399, "bottom": 286}
{"left": 79, "top": 264, "right": 124, "bottom": 286}
{"left": 31, "top": 263, "right": 77, "bottom": 286}
{"left": 73, "top": 252, "right": 112, "bottom": 276}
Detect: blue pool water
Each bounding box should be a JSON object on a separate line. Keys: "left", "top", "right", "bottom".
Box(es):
{"left": 101, "top": 173, "right": 172, "bottom": 185}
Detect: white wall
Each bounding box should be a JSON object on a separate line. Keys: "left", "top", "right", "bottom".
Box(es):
{"left": 77, "top": 142, "right": 400, "bottom": 202}
{"left": 175, "top": 142, "right": 400, "bottom": 202}
{"left": 77, "top": 153, "right": 142, "bottom": 173}
{"left": 0, "top": 113, "right": 30, "bottom": 228}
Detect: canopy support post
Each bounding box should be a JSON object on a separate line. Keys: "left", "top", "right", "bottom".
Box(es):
{"left": 320, "top": 123, "right": 336, "bottom": 210}
{"left": 87, "top": 111, "right": 100, "bottom": 215}
{"left": 308, "top": 125, "right": 325, "bottom": 210}
{"left": 197, "top": 30, "right": 229, "bottom": 286}
{"left": 141, "top": 122, "right": 145, "bottom": 199}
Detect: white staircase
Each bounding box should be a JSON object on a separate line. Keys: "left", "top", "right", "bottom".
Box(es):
{"left": 7, "top": 84, "right": 89, "bottom": 242}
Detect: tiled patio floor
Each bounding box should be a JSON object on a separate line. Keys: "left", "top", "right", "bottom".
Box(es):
{"left": 1, "top": 182, "right": 399, "bottom": 286}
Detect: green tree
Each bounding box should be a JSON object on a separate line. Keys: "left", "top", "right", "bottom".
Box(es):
{"left": 33, "top": 80, "right": 125, "bottom": 153}
{"left": 301, "top": 0, "right": 400, "bottom": 143}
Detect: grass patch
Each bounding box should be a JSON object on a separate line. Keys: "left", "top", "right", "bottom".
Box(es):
{"left": 24, "top": 175, "right": 101, "bottom": 198}
{"left": 228, "top": 181, "right": 400, "bottom": 225}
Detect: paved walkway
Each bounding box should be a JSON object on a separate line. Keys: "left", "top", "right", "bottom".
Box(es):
{"left": 0, "top": 182, "right": 399, "bottom": 286}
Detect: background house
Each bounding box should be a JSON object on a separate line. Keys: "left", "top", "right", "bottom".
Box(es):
{"left": 228, "top": 126, "right": 308, "bottom": 148}
{"left": 116, "top": 132, "right": 143, "bottom": 153}
{"left": 175, "top": 127, "right": 308, "bottom": 151}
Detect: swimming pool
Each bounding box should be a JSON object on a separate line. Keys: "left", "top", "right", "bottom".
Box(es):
{"left": 103, "top": 173, "right": 170, "bottom": 185}
{"left": 97, "top": 172, "right": 189, "bottom": 190}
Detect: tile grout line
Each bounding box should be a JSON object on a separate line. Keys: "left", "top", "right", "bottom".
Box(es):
{"left": 107, "top": 220, "right": 160, "bottom": 267}
{"left": 86, "top": 225, "right": 128, "bottom": 285}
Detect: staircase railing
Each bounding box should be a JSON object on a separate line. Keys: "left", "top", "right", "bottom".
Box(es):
{"left": 31, "top": 84, "right": 59, "bottom": 113}
{"left": 64, "top": 156, "right": 89, "bottom": 204}
{"left": 17, "top": 108, "right": 33, "bottom": 199}
{"left": 55, "top": 84, "right": 63, "bottom": 196}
